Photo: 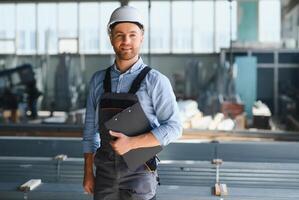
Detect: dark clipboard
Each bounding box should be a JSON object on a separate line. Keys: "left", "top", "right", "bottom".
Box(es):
{"left": 104, "top": 102, "right": 162, "bottom": 171}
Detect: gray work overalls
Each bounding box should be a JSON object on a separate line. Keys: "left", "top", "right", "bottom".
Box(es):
{"left": 94, "top": 66, "right": 158, "bottom": 200}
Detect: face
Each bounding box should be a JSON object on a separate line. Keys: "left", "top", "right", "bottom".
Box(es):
{"left": 110, "top": 22, "right": 144, "bottom": 61}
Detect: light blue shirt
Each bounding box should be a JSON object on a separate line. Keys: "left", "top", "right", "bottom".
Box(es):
{"left": 82, "top": 57, "right": 182, "bottom": 153}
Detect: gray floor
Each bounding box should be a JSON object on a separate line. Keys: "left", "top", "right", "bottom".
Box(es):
{"left": 1, "top": 183, "right": 299, "bottom": 200}
{"left": 1, "top": 137, "right": 299, "bottom": 200}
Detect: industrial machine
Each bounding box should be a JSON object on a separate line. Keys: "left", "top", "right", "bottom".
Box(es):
{"left": 0, "top": 64, "right": 41, "bottom": 121}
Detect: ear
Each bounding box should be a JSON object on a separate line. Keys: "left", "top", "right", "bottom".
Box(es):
{"left": 140, "top": 31, "right": 144, "bottom": 43}
{"left": 109, "top": 33, "right": 113, "bottom": 44}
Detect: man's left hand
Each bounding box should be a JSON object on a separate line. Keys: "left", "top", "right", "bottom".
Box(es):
{"left": 109, "top": 130, "right": 133, "bottom": 155}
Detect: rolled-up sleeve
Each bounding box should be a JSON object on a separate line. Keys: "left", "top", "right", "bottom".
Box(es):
{"left": 82, "top": 74, "right": 100, "bottom": 153}
{"left": 150, "top": 74, "right": 183, "bottom": 146}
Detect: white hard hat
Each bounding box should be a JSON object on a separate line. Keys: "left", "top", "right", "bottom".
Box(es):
{"left": 107, "top": 6, "right": 144, "bottom": 33}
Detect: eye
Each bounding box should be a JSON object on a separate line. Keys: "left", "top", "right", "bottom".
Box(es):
{"left": 113, "top": 33, "right": 123, "bottom": 39}
{"left": 130, "top": 34, "right": 137, "bottom": 38}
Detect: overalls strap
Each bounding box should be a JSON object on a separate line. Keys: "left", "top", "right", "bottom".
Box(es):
{"left": 103, "top": 67, "right": 111, "bottom": 93}
{"left": 103, "top": 66, "right": 152, "bottom": 94}
{"left": 128, "top": 66, "right": 152, "bottom": 94}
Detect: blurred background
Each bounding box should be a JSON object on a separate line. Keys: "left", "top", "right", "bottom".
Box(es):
{"left": 0, "top": 0, "right": 299, "bottom": 199}
{"left": 1, "top": 0, "right": 298, "bottom": 132}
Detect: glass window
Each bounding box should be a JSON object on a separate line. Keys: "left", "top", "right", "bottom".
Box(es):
{"left": 58, "top": 3, "right": 78, "bottom": 38}
{"left": 0, "top": 41, "right": 15, "bottom": 54}
{"left": 172, "top": 1, "right": 192, "bottom": 53}
{"left": 193, "top": 1, "right": 214, "bottom": 53}
{"left": 150, "top": 1, "right": 170, "bottom": 53}
{"left": 259, "top": 0, "right": 281, "bottom": 42}
{"left": 79, "top": 2, "right": 100, "bottom": 54}
{"left": 38, "top": 3, "right": 58, "bottom": 54}
{"left": 129, "top": 1, "right": 149, "bottom": 54}
{"left": 99, "top": 2, "right": 120, "bottom": 54}
{"left": 58, "top": 38, "right": 78, "bottom": 53}
{"left": 16, "top": 4, "right": 36, "bottom": 54}
{"left": 215, "top": 0, "right": 237, "bottom": 52}
{"left": 0, "top": 4, "right": 15, "bottom": 54}
{"left": 0, "top": 4, "right": 15, "bottom": 39}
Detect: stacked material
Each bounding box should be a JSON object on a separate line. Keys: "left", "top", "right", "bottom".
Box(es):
{"left": 66, "top": 109, "right": 86, "bottom": 124}
{"left": 1, "top": 157, "right": 299, "bottom": 189}
{"left": 1, "top": 182, "right": 298, "bottom": 200}
{"left": 252, "top": 101, "right": 271, "bottom": 117}
{"left": 36, "top": 109, "right": 85, "bottom": 125}
{"left": 1, "top": 156, "right": 299, "bottom": 200}
{"left": 178, "top": 100, "right": 235, "bottom": 130}
{"left": 42, "top": 112, "right": 68, "bottom": 124}
{"left": 1, "top": 137, "right": 299, "bottom": 199}
{"left": 252, "top": 101, "right": 272, "bottom": 129}
{"left": 0, "top": 156, "right": 84, "bottom": 183}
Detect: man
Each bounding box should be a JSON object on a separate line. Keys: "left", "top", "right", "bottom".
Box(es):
{"left": 82, "top": 5, "right": 182, "bottom": 200}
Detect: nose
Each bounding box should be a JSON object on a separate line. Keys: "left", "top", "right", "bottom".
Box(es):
{"left": 122, "top": 35, "right": 131, "bottom": 44}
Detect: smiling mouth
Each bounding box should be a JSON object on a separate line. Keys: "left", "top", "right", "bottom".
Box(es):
{"left": 121, "top": 48, "right": 132, "bottom": 52}
{"left": 120, "top": 46, "right": 132, "bottom": 50}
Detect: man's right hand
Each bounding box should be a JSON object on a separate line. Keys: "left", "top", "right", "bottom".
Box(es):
{"left": 83, "top": 153, "right": 95, "bottom": 194}
{"left": 83, "top": 172, "right": 95, "bottom": 194}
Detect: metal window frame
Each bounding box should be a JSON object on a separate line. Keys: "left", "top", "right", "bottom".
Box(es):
{"left": 0, "top": 0, "right": 247, "bottom": 55}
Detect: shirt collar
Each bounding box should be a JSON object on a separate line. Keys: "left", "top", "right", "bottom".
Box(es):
{"left": 112, "top": 57, "right": 145, "bottom": 74}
